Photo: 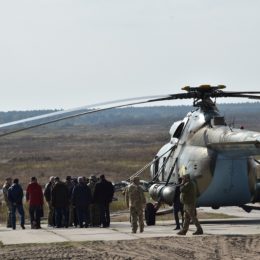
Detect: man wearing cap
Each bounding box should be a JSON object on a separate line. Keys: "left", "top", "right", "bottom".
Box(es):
{"left": 2, "top": 177, "right": 12, "bottom": 228}
{"left": 177, "top": 174, "right": 203, "bottom": 235}
{"left": 125, "top": 176, "right": 146, "bottom": 233}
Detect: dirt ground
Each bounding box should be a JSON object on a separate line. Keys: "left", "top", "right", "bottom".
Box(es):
{"left": 0, "top": 235, "right": 259, "bottom": 260}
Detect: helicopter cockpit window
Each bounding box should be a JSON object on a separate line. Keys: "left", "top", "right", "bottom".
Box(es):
{"left": 173, "top": 122, "right": 185, "bottom": 138}
{"left": 211, "top": 116, "right": 226, "bottom": 126}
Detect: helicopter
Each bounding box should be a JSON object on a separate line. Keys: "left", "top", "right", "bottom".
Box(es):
{"left": 1, "top": 85, "right": 260, "bottom": 224}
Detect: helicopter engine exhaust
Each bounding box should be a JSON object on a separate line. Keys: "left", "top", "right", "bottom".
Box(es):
{"left": 149, "top": 184, "right": 176, "bottom": 206}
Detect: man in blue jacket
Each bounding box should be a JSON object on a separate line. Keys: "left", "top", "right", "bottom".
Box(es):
{"left": 8, "top": 178, "right": 25, "bottom": 230}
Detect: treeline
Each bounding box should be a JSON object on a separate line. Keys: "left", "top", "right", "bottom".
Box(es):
{"left": 0, "top": 103, "right": 259, "bottom": 130}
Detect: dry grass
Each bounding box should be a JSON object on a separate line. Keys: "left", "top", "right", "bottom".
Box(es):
{"left": 0, "top": 125, "right": 168, "bottom": 187}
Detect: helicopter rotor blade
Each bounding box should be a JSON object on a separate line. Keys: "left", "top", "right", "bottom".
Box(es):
{"left": 221, "top": 94, "right": 260, "bottom": 100}
{"left": 0, "top": 95, "right": 173, "bottom": 137}
{"left": 0, "top": 85, "right": 259, "bottom": 138}
{"left": 210, "top": 91, "right": 260, "bottom": 99}
{"left": 0, "top": 95, "right": 170, "bottom": 129}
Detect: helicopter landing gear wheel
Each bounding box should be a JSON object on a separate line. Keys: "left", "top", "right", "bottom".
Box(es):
{"left": 145, "top": 203, "right": 156, "bottom": 226}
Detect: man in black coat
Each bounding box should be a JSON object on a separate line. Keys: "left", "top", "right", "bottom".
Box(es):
{"left": 94, "top": 174, "right": 114, "bottom": 227}
{"left": 51, "top": 177, "right": 69, "bottom": 228}
{"left": 72, "top": 177, "right": 92, "bottom": 228}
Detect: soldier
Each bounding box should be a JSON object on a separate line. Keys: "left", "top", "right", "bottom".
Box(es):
{"left": 2, "top": 177, "right": 12, "bottom": 228}
{"left": 125, "top": 176, "right": 146, "bottom": 233}
{"left": 8, "top": 178, "right": 25, "bottom": 230}
{"left": 173, "top": 177, "right": 184, "bottom": 230}
{"left": 44, "top": 176, "right": 55, "bottom": 227}
{"left": 177, "top": 173, "right": 203, "bottom": 235}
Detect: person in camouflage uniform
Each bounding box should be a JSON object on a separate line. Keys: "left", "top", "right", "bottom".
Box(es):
{"left": 125, "top": 176, "right": 146, "bottom": 233}
{"left": 2, "top": 177, "right": 12, "bottom": 228}
{"left": 177, "top": 173, "right": 203, "bottom": 235}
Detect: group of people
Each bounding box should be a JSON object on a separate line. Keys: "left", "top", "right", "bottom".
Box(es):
{"left": 124, "top": 173, "right": 203, "bottom": 236}
{"left": 2, "top": 174, "right": 114, "bottom": 230}
{"left": 2, "top": 171, "right": 203, "bottom": 236}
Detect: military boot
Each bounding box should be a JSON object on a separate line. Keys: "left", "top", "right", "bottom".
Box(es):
{"left": 193, "top": 228, "right": 203, "bottom": 235}
{"left": 177, "top": 229, "right": 187, "bottom": 235}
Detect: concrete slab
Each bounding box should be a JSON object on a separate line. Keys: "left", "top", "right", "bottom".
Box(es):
{"left": 0, "top": 207, "right": 260, "bottom": 245}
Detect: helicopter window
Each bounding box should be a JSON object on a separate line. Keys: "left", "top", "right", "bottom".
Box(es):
{"left": 211, "top": 117, "right": 226, "bottom": 126}
{"left": 173, "top": 122, "right": 185, "bottom": 138}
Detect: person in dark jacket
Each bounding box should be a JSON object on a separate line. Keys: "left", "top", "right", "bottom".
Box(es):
{"left": 44, "top": 176, "right": 55, "bottom": 226}
{"left": 8, "top": 178, "right": 25, "bottom": 230}
{"left": 94, "top": 174, "right": 114, "bottom": 227}
{"left": 173, "top": 177, "right": 184, "bottom": 230}
{"left": 72, "top": 177, "right": 92, "bottom": 228}
{"left": 65, "top": 175, "right": 75, "bottom": 226}
{"left": 26, "top": 177, "right": 44, "bottom": 229}
{"left": 51, "top": 177, "right": 69, "bottom": 228}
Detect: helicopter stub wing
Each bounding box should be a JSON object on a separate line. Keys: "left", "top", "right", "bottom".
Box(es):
{"left": 207, "top": 141, "right": 260, "bottom": 158}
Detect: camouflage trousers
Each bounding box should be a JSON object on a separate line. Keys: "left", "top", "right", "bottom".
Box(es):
{"left": 47, "top": 202, "right": 54, "bottom": 226}
{"left": 130, "top": 206, "right": 144, "bottom": 233}
{"left": 5, "top": 203, "right": 12, "bottom": 227}
{"left": 182, "top": 204, "right": 202, "bottom": 233}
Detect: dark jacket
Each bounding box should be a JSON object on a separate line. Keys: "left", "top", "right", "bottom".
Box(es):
{"left": 8, "top": 183, "right": 24, "bottom": 205}
{"left": 65, "top": 180, "right": 74, "bottom": 200}
{"left": 94, "top": 179, "right": 114, "bottom": 204}
{"left": 72, "top": 183, "right": 92, "bottom": 208}
{"left": 51, "top": 181, "right": 69, "bottom": 208}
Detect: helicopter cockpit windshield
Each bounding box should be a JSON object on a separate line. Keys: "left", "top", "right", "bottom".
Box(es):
{"left": 169, "top": 117, "right": 189, "bottom": 143}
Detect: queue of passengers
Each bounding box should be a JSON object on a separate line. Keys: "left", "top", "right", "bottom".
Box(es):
{"left": 2, "top": 174, "right": 114, "bottom": 230}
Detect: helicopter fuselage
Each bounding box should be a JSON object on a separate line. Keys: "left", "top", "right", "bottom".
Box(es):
{"left": 150, "top": 107, "right": 260, "bottom": 208}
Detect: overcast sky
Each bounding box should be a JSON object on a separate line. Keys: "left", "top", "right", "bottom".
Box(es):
{"left": 0, "top": 0, "right": 259, "bottom": 111}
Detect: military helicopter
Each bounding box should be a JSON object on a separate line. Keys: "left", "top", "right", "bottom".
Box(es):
{"left": 1, "top": 85, "right": 260, "bottom": 224}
